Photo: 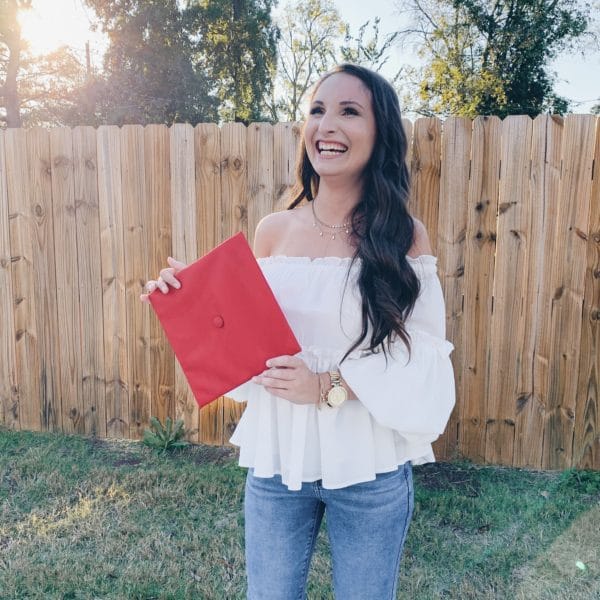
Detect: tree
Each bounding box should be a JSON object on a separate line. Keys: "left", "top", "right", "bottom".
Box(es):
{"left": 185, "top": 0, "right": 278, "bottom": 123}
{"left": 271, "top": 0, "right": 345, "bottom": 122}
{"left": 398, "top": 0, "right": 589, "bottom": 117}
{"left": 0, "top": 0, "right": 95, "bottom": 127}
{"left": 84, "top": 0, "right": 218, "bottom": 125}
{"left": 339, "top": 18, "right": 400, "bottom": 76}
{"left": 0, "top": 0, "right": 31, "bottom": 126}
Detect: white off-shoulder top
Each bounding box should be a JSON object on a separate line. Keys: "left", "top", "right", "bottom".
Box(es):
{"left": 225, "top": 254, "right": 456, "bottom": 491}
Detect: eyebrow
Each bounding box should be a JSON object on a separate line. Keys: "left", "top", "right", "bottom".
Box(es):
{"left": 312, "top": 99, "right": 365, "bottom": 110}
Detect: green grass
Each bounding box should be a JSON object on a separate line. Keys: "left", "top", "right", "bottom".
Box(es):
{"left": 0, "top": 427, "right": 598, "bottom": 599}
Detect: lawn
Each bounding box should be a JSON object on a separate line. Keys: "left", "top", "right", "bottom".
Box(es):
{"left": 0, "top": 427, "right": 598, "bottom": 599}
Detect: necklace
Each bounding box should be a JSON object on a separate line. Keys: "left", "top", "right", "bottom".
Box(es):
{"left": 311, "top": 199, "right": 351, "bottom": 241}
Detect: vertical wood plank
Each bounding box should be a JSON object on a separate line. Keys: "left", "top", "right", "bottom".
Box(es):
{"left": 460, "top": 116, "right": 501, "bottom": 464}
{"left": 97, "top": 126, "right": 129, "bottom": 438}
{"left": 246, "top": 123, "right": 274, "bottom": 249}
{"left": 220, "top": 122, "right": 248, "bottom": 443}
{"left": 26, "top": 128, "right": 61, "bottom": 432}
{"left": 0, "top": 130, "right": 18, "bottom": 429}
{"left": 402, "top": 118, "right": 413, "bottom": 171}
{"left": 121, "top": 125, "right": 150, "bottom": 440}
{"left": 434, "top": 117, "right": 471, "bottom": 461}
{"left": 516, "top": 115, "right": 563, "bottom": 468}
{"left": 542, "top": 115, "right": 596, "bottom": 468}
{"left": 170, "top": 123, "right": 199, "bottom": 441}
{"left": 145, "top": 124, "right": 175, "bottom": 436}
{"left": 50, "top": 127, "right": 84, "bottom": 434}
{"left": 195, "top": 123, "right": 224, "bottom": 445}
{"left": 5, "top": 130, "right": 38, "bottom": 431}
{"left": 485, "top": 116, "right": 534, "bottom": 465}
{"left": 73, "top": 126, "right": 106, "bottom": 437}
{"left": 575, "top": 115, "right": 600, "bottom": 469}
{"left": 410, "top": 118, "right": 442, "bottom": 251}
{"left": 273, "top": 122, "right": 301, "bottom": 212}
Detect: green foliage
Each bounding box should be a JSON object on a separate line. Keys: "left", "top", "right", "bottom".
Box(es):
{"left": 271, "top": 0, "right": 346, "bottom": 121}
{"left": 186, "top": 0, "right": 278, "bottom": 123}
{"left": 142, "top": 416, "right": 190, "bottom": 453}
{"left": 85, "top": 0, "right": 219, "bottom": 126}
{"left": 403, "top": 0, "right": 590, "bottom": 117}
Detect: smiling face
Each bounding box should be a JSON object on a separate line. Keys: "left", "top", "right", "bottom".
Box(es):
{"left": 304, "top": 72, "right": 377, "bottom": 184}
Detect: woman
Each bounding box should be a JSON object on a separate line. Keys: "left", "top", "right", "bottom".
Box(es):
{"left": 142, "top": 63, "right": 456, "bottom": 599}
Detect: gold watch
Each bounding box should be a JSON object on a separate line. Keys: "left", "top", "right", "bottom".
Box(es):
{"left": 326, "top": 371, "right": 347, "bottom": 408}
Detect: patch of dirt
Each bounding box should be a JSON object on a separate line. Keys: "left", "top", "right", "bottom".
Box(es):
{"left": 180, "top": 444, "right": 238, "bottom": 466}
{"left": 414, "top": 462, "right": 481, "bottom": 497}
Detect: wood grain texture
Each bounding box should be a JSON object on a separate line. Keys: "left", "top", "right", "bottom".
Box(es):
{"left": 409, "top": 118, "right": 442, "bottom": 242}
{"left": 195, "top": 123, "right": 224, "bottom": 445}
{"left": 485, "top": 116, "right": 533, "bottom": 465}
{"left": 0, "top": 130, "right": 18, "bottom": 429}
{"left": 542, "top": 115, "right": 596, "bottom": 468}
{"left": 573, "top": 115, "right": 600, "bottom": 469}
{"left": 220, "top": 123, "right": 248, "bottom": 444}
{"left": 434, "top": 117, "right": 471, "bottom": 461}
{"left": 72, "top": 126, "right": 106, "bottom": 437}
{"left": 5, "top": 129, "right": 39, "bottom": 431}
{"left": 517, "top": 115, "right": 563, "bottom": 468}
{"left": 26, "top": 127, "right": 61, "bottom": 432}
{"left": 273, "top": 122, "right": 301, "bottom": 212}
{"left": 461, "top": 116, "right": 501, "bottom": 464}
{"left": 169, "top": 123, "right": 199, "bottom": 441}
{"left": 145, "top": 125, "right": 175, "bottom": 436}
{"left": 50, "top": 127, "right": 84, "bottom": 434}
{"left": 97, "top": 126, "right": 129, "bottom": 438}
{"left": 121, "top": 125, "right": 150, "bottom": 440}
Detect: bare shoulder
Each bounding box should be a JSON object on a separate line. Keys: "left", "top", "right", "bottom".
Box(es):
{"left": 408, "top": 217, "right": 434, "bottom": 258}
{"left": 253, "top": 210, "right": 295, "bottom": 258}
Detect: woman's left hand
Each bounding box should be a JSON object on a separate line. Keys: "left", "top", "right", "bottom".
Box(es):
{"left": 251, "top": 355, "right": 319, "bottom": 405}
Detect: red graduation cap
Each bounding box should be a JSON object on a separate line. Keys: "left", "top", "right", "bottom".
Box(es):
{"left": 149, "top": 232, "right": 301, "bottom": 407}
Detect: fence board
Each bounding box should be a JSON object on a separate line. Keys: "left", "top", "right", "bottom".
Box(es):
{"left": 50, "top": 128, "right": 83, "bottom": 434}
{"left": 543, "top": 115, "right": 596, "bottom": 468}
{"left": 402, "top": 118, "right": 413, "bottom": 170}
{"left": 145, "top": 125, "right": 175, "bottom": 437}
{"left": 220, "top": 123, "right": 248, "bottom": 442}
{"left": 486, "top": 116, "right": 534, "bottom": 464}
{"left": 120, "top": 125, "right": 150, "bottom": 440}
{"left": 515, "top": 115, "right": 562, "bottom": 468}
{"left": 97, "top": 126, "right": 129, "bottom": 438}
{"left": 73, "top": 126, "right": 106, "bottom": 437}
{"left": 574, "top": 114, "right": 600, "bottom": 469}
{"left": 273, "top": 122, "right": 299, "bottom": 211}
{"left": 5, "top": 130, "right": 37, "bottom": 431}
{"left": 410, "top": 118, "right": 442, "bottom": 247}
{"left": 196, "top": 123, "right": 224, "bottom": 445}
{"left": 27, "top": 128, "right": 61, "bottom": 431}
{"left": 434, "top": 117, "right": 471, "bottom": 460}
{"left": 170, "top": 123, "right": 199, "bottom": 441}
{"left": 0, "top": 130, "right": 18, "bottom": 429}
{"left": 461, "top": 116, "right": 501, "bottom": 463}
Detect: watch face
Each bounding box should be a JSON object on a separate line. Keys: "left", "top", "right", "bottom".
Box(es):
{"left": 327, "top": 386, "right": 347, "bottom": 407}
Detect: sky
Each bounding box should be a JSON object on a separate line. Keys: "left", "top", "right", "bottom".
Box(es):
{"left": 17, "top": 0, "right": 600, "bottom": 114}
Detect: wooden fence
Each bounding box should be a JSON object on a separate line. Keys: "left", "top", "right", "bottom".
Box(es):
{"left": 0, "top": 116, "right": 599, "bottom": 471}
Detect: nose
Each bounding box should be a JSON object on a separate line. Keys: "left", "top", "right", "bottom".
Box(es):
{"left": 318, "top": 110, "right": 337, "bottom": 134}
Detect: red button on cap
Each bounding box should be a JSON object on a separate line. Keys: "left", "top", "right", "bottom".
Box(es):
{"left": 213, "top": 315, "right": 224, "bottom": 328}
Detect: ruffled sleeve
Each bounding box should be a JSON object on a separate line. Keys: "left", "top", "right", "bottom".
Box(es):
{"left": 339, "top": 256, "right": 456, "bottom": 445}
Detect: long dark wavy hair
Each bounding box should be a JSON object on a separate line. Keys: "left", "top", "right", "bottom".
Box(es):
{"left": 287, "top": 63, "right": 420, "bottom": 363}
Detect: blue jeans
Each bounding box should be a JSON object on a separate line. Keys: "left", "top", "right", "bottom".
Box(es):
{"left": 244, "top": 462, "right": 414, "bottom": 600}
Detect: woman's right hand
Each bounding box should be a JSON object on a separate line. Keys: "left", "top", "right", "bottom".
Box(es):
{"left": 140, "top": 256, "right": 187, "bottom": 303}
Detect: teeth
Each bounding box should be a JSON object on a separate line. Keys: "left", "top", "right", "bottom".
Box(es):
{"left": 318, "top": 142, "right": 347, "bottom": 153}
